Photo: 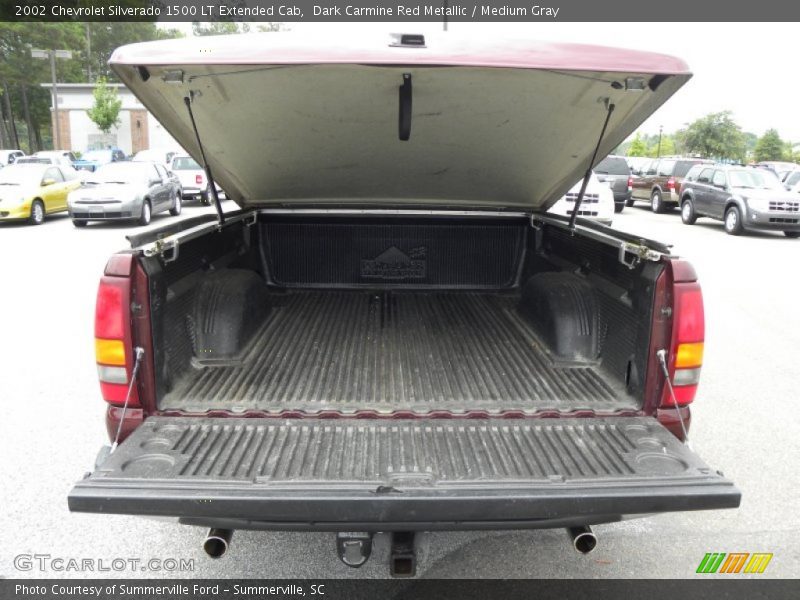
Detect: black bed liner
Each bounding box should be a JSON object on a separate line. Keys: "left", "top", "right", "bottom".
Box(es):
{"left": 161, "top": 291, "right": 631, "bottom": 414}
{"left": 69, "top": 416, "right": 740, "bottom": 528}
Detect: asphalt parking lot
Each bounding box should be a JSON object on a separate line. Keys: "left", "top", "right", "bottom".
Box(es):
{"left": 1, "top": 201, "right": 798, "bottom": 579}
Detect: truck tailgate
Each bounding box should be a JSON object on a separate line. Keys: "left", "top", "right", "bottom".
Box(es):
{"left": 69, "top": 417, "right": 739, "bottom": 529}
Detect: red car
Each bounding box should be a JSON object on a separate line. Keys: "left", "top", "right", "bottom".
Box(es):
{"left": 69, "top": 32, "right": 739, "bottom": 575}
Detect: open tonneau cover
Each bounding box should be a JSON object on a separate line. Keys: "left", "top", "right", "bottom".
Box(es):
{"left": 70, "top": 417, "right": 739, "bottom": 529}
{"left": 109, "top": 32, "right": 691, "bottom": 211}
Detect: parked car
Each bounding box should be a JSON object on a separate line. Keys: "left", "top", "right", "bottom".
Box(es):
{"left": 132, "top": 148, "right": 180, "bottom": 167}
{"left": 780, "top": 168, "right": 800, "bottom": 190}
{"left": 547, "top": 171, "right": 615, "bottom": 224}
{"left": 169, "top": 154, "right": 223, "bottom": 205}
{"left": 67, "top": 160, "right": 181, "bottom": 227}
{"left": 0, "top": 149, "right": 25, "bottom": 166}
{"left": 73, "top": 148, "right": 126, "bottom": 172}
{"left": 679, "top": 164, "right": 800, "bottom": 237}
{"left": 630, "top": 157, "right": 712, "bottom": 212}
{"left": 17, "top": 154, "right": 75, "bottom": 167}
{"left": 15, "top": 156, "right": 56, "bottom": 165}
{"left": 33, "top": 150, "right": 78, "bottom": 167}
{"left": 68, "top": 33, "right": 739, "bottom": 574}
{"left": 754, "top": 161, "right": 797, "bottom": 179}
{"left": 625, "top": 156, "right": 650, "bottom": 175}
{"left": 0, "top": 163, "right": 81, "bottom": 224}
{"left": 593, "top": 154, "right": 632, "bottom": 212}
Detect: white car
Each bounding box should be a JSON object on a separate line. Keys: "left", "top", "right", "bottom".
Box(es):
{"left": 547, "top": 171, "right": 615, "bottom": 225}
{"left": 625, "top": 156, "right": 650, "bottom": 175}
{"left": 132, "top": 148, "right": 179, "bottom": 167}
{"left": 782, "top": 168, "right": 800, "bottom": 190}
{"left": 0, "top": 149, "right": 25, "bottom": 166}
{"left": 169, "top": 154, "right": 223, "bottom": 205}
{"left": 33, "top": 150, "right": 77, "bottom": 167}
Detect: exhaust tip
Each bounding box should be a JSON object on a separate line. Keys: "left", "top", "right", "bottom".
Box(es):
{"left": 203, "top": 528, "right": 233, "bottom": 558}
{"left": 567, "top": 526, "right": 597, "bottom": 554}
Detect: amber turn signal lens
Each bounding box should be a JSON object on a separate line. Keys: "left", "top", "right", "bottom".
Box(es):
{"left": 675, "top": 342, "right": 704, "bottom": 369}
{"left": 95, "top": 338, "right": 126, "bottom": 366}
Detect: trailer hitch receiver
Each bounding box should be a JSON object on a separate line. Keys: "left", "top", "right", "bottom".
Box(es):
{"left": 390, "top": 531, "right": 417, "bottom": 577}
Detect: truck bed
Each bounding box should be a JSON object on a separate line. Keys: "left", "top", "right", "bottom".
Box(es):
{"left": 161, "top": 290, "right": 629, "bottom": 414}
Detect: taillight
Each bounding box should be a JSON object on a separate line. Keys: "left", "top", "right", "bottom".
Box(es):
{"left": 94, "top": 254, "right": 139, "bottom": 407}
{"left": 661, "top": 261, "right": 705, "bottom": 407}
{"left": 627, "top": 176, "right": 633, "bottom": 191}
{"left": 195, "top": 174, "right": 203, "bottom": 185}
{"left": 667, "top": 177, "right": 676, "bottom": 191}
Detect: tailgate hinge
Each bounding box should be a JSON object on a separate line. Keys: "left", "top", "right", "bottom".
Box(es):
{"left": 138, "top": 210, "right": 257, "bottom": 263}
{"left": 531, "top": 214, "right": 668, "bottom": 269}
{"left": 619, "top": 241, "right": 663, "bottom": 269}
{"left": 143, "top": 237, "right": 180, "bottom": 263}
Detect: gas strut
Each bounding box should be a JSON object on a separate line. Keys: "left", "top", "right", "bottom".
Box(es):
{"left": 568, "top": 101, "right": 616, "bottom": 231}
{"left": 184, "top": 93, "right": 225, "bottom": 226}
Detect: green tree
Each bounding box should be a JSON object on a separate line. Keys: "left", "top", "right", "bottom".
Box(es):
{"left": 0, "top": 23, "right": 84, "bottom": 150}
{"left": 680, "top": 111, "right": 745, "bottom": 161}
{"left": 192, "top": 21, "right": 286, "bottom": 36}
{"left": 742, "top": 132, "right": 758, "bottom": 161}
{"left": 257, "top": 23, "right": 287, "bottom": 32}
{"left": 192, "top": 22, "right": 250, "bottom": 36}
{"left": 754, "top": 129, "right": 787, "bottom": 162}
{"left": 86, "top": 77, "right": 121, "bottom": 134}
{"left": 83, "top": 23, "right": 183, "bottom": 82}
{"left": 0, "top": 22, "right": 180, "bottom": 150}
{"left": 649, "top": 135, "right": 675, "bottom": 157}
{"left": 627, "top": 133, "right": 648, "bottom": 157}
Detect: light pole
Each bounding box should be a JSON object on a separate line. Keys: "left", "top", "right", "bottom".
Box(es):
{"left": 31, "top": 48, "right": 72, "bottom": 150}
{"left": 85, "top": 24, "right": 92, "bottom": 81}
{"left": 657, "top": 125, "right": 663, "bottom": 158}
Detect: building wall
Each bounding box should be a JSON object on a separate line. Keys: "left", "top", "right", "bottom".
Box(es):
{"left": 130, "top": 110, "right": 149, "bottom": 154}
{"left": 46, "top": 84, "right": 179, "bottom": 156}
{"left": 67, "top": 110, "right": 132, "bottom": 154}
{"left": 52, "top": 111, "right": 71, "bottom": 151}
{"left": 147, "top": 113, "right": 179, "bottom": 150}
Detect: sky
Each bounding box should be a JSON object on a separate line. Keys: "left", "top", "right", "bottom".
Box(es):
{"left": 160, "top": 21, "right": 800, "bottom": 143}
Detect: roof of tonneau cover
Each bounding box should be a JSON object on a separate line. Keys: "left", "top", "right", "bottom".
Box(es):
{"left": 110, "top": 32, "right": 691, "bottom": 211}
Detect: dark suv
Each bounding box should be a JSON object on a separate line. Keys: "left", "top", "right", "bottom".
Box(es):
{"left": 630, "top": 157, "right": 712, "bottom": 213}
{"left": 594, "top": 155, "right": 631, "bottom": 212}
{"left": 679, "top": 164, "right": 800, "bottom": 237}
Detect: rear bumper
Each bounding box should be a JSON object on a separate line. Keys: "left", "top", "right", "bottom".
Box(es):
{"left": 613, "top": 190, "right": 632, "bottom": 205}
{"left": 179, "top": 514, "right": 625, "bottom": 532}
{"left": 69, "top": 416, "right": 740, "bottom": 530}
{"left": 71, "top": 480, "right": 739, "bottom": 530}
{"left": 180, "top": 186, "right": 205, "bottom": 198}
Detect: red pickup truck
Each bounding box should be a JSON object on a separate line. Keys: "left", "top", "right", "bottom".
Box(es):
{"left": 69, "top": 32, "right": 739, "bottom": 575}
